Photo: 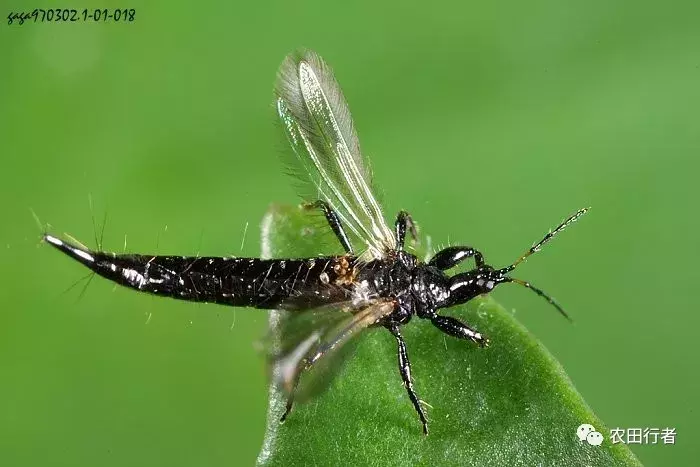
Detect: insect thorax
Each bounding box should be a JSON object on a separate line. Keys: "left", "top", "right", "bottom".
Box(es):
{"left": 348, "top": 251, "right": 444, "bottom": 322}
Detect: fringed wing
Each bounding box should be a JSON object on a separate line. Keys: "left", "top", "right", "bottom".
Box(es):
{"left": 266, "top": 299, "right": 394, "bottom": 402}
{"left": 274, "top": 50, "right": 396, "bottom": 261}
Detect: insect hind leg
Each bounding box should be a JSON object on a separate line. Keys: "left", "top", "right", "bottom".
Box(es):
{"left": 304, "top": 200, "right": 354, "bottom": 254}
{"left": 388, "top": 324, "right": 429, "bottom": 435}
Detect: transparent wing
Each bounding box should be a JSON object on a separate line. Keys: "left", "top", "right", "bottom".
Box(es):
{"left": 274, "top": 49, "right": 396, "bottom": 260}
{"left": 266, "top": 299, "right": 394, "bottom": 403}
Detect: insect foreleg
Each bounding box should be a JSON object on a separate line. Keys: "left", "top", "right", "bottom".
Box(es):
{"left": 428, "top": 246, "right": 485, "bottom": 270}
{"left": 388, "top": 324, "right": 429, "bottom": 435}
{"left": 430, "top": 314, "right": 489, "bottom": 347}
{"left": 394, "top": 210, "right": 418, "bottom": 250}
{"left": 305, "top": 200, "right": 354, "bottom": 254}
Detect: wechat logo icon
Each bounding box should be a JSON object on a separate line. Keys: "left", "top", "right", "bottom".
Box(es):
{"left": 577, "top": 424, "right": 604, "bottom": 446}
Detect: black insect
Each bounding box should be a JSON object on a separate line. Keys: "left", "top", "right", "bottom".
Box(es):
{"left": 45, "top": 50, "right": 588, "bottom": 434}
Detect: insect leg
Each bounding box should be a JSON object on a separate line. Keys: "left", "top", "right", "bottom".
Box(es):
{"left": 428, "top": 246, "right": 485, "bottom": 270}
{"left": 388, "top": 325, "right": 429, "bottom": 435}
{"left": 430, "top": 314, "right": 489, "bottom": 347}
{"left": 305, "top": 200, "right": 354, "bottom": 254}
{"left": 394, "top": 211, "right": 418, "bottom": 250}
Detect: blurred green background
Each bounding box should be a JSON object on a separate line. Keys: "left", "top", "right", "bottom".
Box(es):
{"left": 1, "top": 0, "right": 698, "bottom": 465}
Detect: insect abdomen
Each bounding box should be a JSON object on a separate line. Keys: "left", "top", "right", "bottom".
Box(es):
{"left": 44, "top": 235, "right": 348, "bottom": 309}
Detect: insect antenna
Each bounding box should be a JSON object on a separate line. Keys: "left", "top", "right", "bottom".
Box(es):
{"left": 496, "top": 207, "right": 589, "bottom": 321}
{"left": 499, "top": 207, "right": 589, "bottom": 274}
{"left": 504, "top": 277, "right": 571, "bottom": 321}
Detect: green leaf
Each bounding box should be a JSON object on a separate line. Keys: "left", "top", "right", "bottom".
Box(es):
{"left": 257, "top": 205, "right": 642, "bottom": 467}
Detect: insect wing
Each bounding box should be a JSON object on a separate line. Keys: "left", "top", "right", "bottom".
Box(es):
{"left": 268, "top": 299, "right": 394, "bottom": 403}
{"left": 275, "top": 50, "right": 396, "bottom": 260}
